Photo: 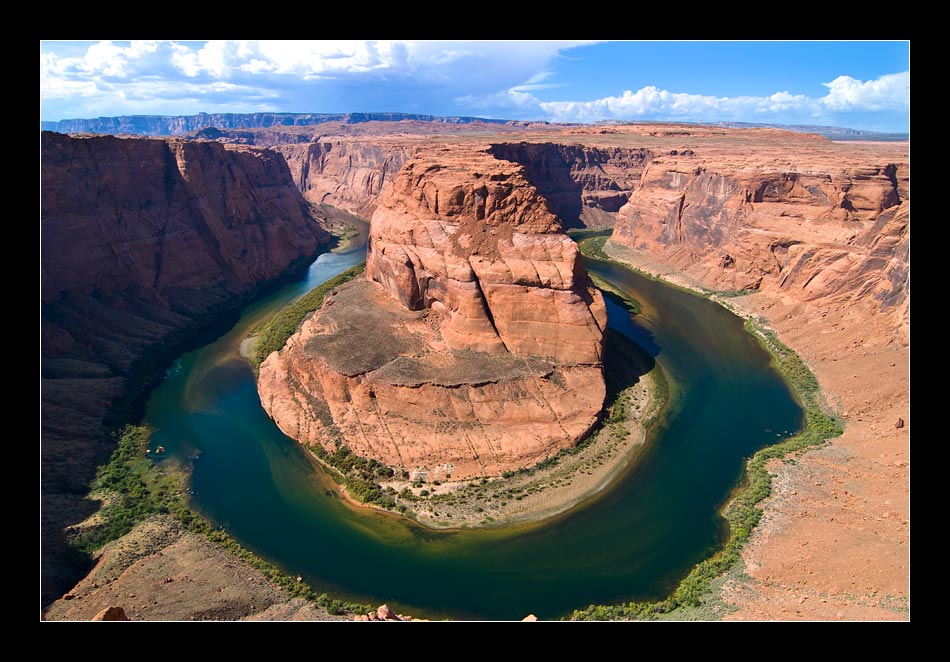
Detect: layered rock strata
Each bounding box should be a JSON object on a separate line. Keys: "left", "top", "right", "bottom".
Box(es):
{"left": 610, "top": 145, "right": 908, "bottom": 335}
{"left": 277, "top": 141, "right": 414, "bottom": 218}
{"left": 259, "top": 151, "right": 607, "bottom": 478}
{"left": 41, "top": 132, "right": 330, "bottom": 602}
{"left": 487, "top": 142, "right": 652, "bottom": 228}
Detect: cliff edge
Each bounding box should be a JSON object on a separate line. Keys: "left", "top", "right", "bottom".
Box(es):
{"left": 41, "top": 132, "right": 330, "bottom": 603}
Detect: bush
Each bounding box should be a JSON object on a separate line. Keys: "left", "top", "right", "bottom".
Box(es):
{"left": 68, "top": 425, "right": 373, "bottom": 617}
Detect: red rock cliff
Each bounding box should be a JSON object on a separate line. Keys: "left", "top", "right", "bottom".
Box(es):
{"left": 487, "top": 142, "right": 652, "bottom": 228}
{"left": 41, "top": 131, "right": 330, "bottom": 603}
{"left": 277, "top": 140, "right": 413, "bottom": 218}
{"left": 258, "top": 148, "right": 607, "bottom": 478}
{"left": 610, "top": 143, "right": 909, "bottom": 335}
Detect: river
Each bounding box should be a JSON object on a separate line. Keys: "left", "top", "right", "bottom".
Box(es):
{"left": 144, "top": 235, "right": 802, "bottom": 620}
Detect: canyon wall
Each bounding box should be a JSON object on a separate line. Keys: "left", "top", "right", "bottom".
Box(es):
{"left": 41, "top": 132, "right": 330, "bottom": 603}
{"left": 258, "top": 149, "right": 607, "bottom": 478}
{"left": 610, "top": 151, "right": 909, "bottom": 334}
{"left": 488, "top": 142, "right": 653, "bottom": 228}
{"left": 276, "top": 141, "right": 414, "bottom": 218}
{"left": 190, "top": 135, "right": 654, "bottom": 228}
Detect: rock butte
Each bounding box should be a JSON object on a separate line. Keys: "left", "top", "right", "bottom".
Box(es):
{"left": 258, "top": 148, "right": 608, "bottom": 478}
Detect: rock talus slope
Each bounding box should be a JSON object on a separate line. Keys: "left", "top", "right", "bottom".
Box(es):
{"left": 259, "top": 149, "right": 607, "bottom": 478}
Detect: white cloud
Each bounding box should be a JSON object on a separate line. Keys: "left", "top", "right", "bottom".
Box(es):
{"left": 527, "top": 72, "right": 909, "bottom": 125}
{"left": 39, "top": 41, "right": 908, "bottom": 132}
{"left": 821, "top": 71, "right": 909, "bottom": 111}
{"left": 40, "top": 40, "right": 596, "bottom": 119}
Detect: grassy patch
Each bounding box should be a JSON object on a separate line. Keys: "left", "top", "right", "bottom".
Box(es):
{"left": 251, "top": 263, "right": 365, "bottom": 368}
{"left": 69, "top": 425, "right": 371, "bottom": 617}
{"left": 590, "top": 273, "right": 641, "bottom": 315}
{"left": 567, "top": 228, "right": 613, "bottom": 243}
{"left": 568, "top": 313, "right": 842, "bottom": 621}
{"left": 577, "top": 235, "right": 610, "bottom": 261}
{"left": 309, "top": 444, "right": 398, "bottom": 510}
{"left": 69, "top": 426, "right": 181, "bottom": 554}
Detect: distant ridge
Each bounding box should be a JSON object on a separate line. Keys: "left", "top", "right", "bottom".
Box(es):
{"left": 40, "top": 112, "right": 510, "bottom": 136}
{"left": 698, "top": 121, "right": 908, "bottom": 142}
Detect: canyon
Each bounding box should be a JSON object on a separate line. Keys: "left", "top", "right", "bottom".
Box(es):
{"left": 41, "top": 132, "right": 331, "bottom": 605}
{"left": 41, "top": 119, "right": 908, "bottom": 620}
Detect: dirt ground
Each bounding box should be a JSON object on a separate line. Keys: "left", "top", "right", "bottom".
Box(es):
{"left": 720, "top": 293, "right": 909, "bottom": 621}
{"left": 603, "top": 241, "right": 909, "bottom": 621}
{"left": 43, "top": 516, "right": 344, "bottom": 621}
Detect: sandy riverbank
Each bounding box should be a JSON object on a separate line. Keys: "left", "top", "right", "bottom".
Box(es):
{"left": 602, "top": 239, "right": 909, "bottom": 621}
{"left": 302, "top": 364, "right": 660, "bottom": 531}
{"left": 393, "top": 368, "right": 658, "bottom": 529}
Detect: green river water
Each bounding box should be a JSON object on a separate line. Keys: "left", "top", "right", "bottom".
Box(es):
{"left": 144, "top": 235, "right": 802, "bottom": 620}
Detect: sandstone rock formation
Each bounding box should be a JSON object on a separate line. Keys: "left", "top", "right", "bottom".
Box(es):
{"left": 259, "top": 150, "right": 606, "bottom": 478}
{"left": 41, "top": 132, "right": 330, "bottom": 604}
{"left": 45, "top": 516, "right": 345, "bottom": 622}
{"left": 487, "top": 142, "right": 652, "bottom": 228}
{"left": 186, "top": 128, "right": 655, "bottom": 228}
{"left": 367, "top": 157, "right": 607, "bottom": 363}
{"left": 609, "top": 135, "right": 909, "bottom": 336}
{"left": 277, "top": 140, "right": 414, "bottom": 218}
{"left": 91, "top": 606, "right": 129, "bottom": 621}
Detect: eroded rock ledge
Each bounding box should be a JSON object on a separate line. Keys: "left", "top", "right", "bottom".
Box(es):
{"left": 259, "top": 149, "right": 607, "bottom": 478}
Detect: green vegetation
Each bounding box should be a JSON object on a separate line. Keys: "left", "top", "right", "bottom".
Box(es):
{"left": 567, "top": 227, "right": 613, "bottom": 242}
{"left": 577, "top": 235, "right": 752, "bottom": 299}
{"left": 568, "top": 318, "right": 843, "bottom": 621}
{"left": 69, "top": 425, "right": 371, "bottom": 616}
{"left": 69, "top": 426, "right": 180, "bottom": 553}
{"left": 577, "top": 235, "right": 610, "bottom": 261}
{"left": 251, "top": 263, "right": 365, "bottom": 368}
{"left": 309, "top": 444, "right": 397, "bottom": 509}
{"left": 590, "top": 272, "right": 641, "bottom": 315}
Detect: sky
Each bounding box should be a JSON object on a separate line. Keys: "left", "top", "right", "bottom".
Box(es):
{"left": 39, "top": 40, "right": 910, "bottom": 132}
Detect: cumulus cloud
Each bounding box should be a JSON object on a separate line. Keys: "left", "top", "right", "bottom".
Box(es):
{"left": 821, "top": 71, "right": 909, "bottom": 111}
{"left": 40, "top": 40, "right": 596, "bottom": 119}
{"left": 40, "top": 41, "right": 908, "bottom": 131}
{"left": 533, "top": 71, "right": 908, "bottom": 124}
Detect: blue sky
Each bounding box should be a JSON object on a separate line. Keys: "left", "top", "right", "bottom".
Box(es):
{"left": 40, "top": 40, "right": 910, "bottom": 132}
